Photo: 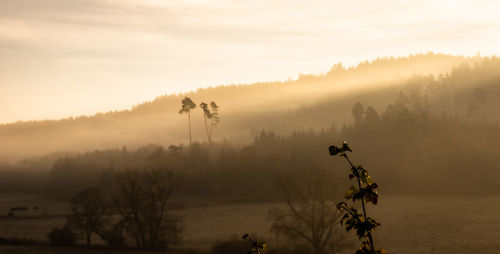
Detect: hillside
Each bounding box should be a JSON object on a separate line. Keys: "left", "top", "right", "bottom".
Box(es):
{"left": 0, "top": 53, "right": 493, "bottom": 162}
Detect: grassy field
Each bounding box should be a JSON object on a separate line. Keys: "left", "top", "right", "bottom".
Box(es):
{"left": 1, "top": 193, "right": 500, "bottom": 253}
{"left": 0, "top": 193, "right": 69, "bottom": 243}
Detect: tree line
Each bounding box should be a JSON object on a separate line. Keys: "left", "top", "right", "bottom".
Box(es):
{"left": 1, "top": 53, "right": 490, "bottom": 163}
{"left": 2, "top": 85, "right": 500, "bottom": 201}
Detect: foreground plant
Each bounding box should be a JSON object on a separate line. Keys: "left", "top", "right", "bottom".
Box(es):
{"left": 329, "top": 142, "right": 386, "bottom": 254}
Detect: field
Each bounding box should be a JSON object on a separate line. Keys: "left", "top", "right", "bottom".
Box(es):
{"left": 1, "top": 193, "right": 500, "bottom": 253}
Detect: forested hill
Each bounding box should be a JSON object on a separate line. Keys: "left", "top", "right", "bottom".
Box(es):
{"left": 0, "top": 53, "right": 496, "bottom": 162}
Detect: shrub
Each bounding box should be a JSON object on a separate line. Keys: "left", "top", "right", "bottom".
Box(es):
{"left": 47, "top": 226, "right": 76, "bottom": 246}
{"left": 97, "top": 223, "right": 125, "bottom": 248}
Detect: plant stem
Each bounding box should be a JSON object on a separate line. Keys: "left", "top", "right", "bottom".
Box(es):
{"left": 344, "top": 154, "right": 375, "bottom": 254}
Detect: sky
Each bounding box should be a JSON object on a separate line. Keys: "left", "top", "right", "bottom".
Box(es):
{"left": 1, "top": 0, "right": 500, "bottom": 123}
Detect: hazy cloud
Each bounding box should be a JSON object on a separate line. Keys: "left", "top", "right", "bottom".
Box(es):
{"left": 1, "top": 0, "right": 500, "bottom": 122}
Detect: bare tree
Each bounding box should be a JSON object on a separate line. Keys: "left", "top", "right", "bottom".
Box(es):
{"left": 179, "top": 97, "right": 197, "bottom": 145}
{"left": 68, "top": 187, "right": 106, "bottom": 246}
{"left": 269, "top": 168, "right": 348, "bottom": 254}
{"left": 114, "top": 168, "right": 181, "bottom": 249}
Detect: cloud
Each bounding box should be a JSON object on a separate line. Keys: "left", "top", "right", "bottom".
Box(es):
{"left": 0, "top": 0, "right": 314, "bottom": 59}
{"left": 1, "top": 0, "right": 500, "bottom": 63}
{"left": 1, "top": 0, "right": 500, "bottom": 122}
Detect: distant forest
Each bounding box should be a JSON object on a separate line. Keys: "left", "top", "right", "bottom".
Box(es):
{"left": 1, "top": 53, "right": 500, "bottom": 202}
{"left": 0, "top": 53, "right": 491, "bottom": 162}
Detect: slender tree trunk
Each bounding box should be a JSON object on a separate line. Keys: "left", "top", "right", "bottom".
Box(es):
{"left": 135, "top": 216, "right": 146, "bottom": 248}
{"left": 131, "top": 200, "right": 146, "bottom": 248}
{"left": 149, "top": 186, "right": 155, "bottom": 248}
{"left": 86, "top": 222, "right": 91, "bottom": 246}
{"left": 188, "top": 111, "right": 192, "bottom": 145}
{"left": 209, "top": 119, "right": 214, "bottom": 144}
{"left": 203, "top": 115, "right": 211, "bottom": 145}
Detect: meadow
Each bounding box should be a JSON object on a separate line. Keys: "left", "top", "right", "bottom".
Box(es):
{"left": 1, "top": 193, "right": 500, "bottom": 253}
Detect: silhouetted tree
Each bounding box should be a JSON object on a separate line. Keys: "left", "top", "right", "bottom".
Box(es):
{"left": 200, "top": 101, "right": 220, "bottom": 145}
{"left": 269, "top": 168, "right": 347, "bottom": 254}
{"left": 200, "top": 102, "right": 211, "bottom": 144}
{"left": 179, "top": 97, "right": 196, "bottom": 145}
{"left": 68, "top": 188, "right": 106, "bottom": 246}
{"left": 352, "top": 102, "right": 365, "bottom": 125}
{"left": 96, "top": 219, "right": 126, "bottom": 248}
{"left": 114, "top": 168, "right": 181, "bottom": 249}
{"left": 364, "top": 107, "right": 380, "bottom": 126}
{"left": 209, "top": 101, "right": 220, "bottom": 141}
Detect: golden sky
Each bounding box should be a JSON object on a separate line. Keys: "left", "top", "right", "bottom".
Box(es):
{"left": 1, "top": 0, "right": 500, "bottom": 123}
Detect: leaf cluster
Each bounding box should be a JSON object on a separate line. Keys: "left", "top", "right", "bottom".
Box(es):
{"left": 336, "top": 202, "right": 379, "bottom": 240}
{"left": 329, "top": 141, "right": 352, "bottom": 156}
{"left": 179, "top": 97, "right": 196, "bottom": 114}
{"left": 344, "top": 167, "right": 379, "bottom": 205}
{"left": 200, "top": 101, "right": 220, "bottom": 122}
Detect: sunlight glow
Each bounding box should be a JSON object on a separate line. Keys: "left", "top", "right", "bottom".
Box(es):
{"left": 1, "top": 0, "right": 499, "bottom": 123}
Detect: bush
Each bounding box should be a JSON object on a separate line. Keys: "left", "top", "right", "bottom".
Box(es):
{"left": 47, "top": 226, "right": 76, "bottom": 246}
{"left": 97, "top": 224, "right": 125, "bottom": 248}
